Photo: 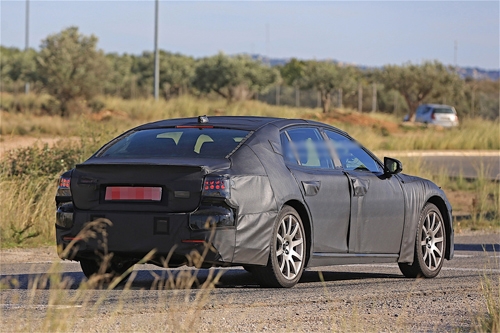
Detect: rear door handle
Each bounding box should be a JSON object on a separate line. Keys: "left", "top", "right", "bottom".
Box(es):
{"left": 301, "top": 181, "right": 321, "bottom": 196}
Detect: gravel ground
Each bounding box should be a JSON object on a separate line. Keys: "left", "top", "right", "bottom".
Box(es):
{"left": 1, "top": 232, "right": 499, "bottom": 332}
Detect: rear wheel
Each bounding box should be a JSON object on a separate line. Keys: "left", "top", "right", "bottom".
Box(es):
{"left": 399, "top": 203, "right": 446, "bottom": 278}
{"left": 254, "top": 206, "right": 306, "bottom": 288}
{"left": 80, "top": 258, "right": 135, "bottom": 282}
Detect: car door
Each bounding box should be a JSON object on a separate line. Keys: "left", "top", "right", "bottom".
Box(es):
{"left": 281, "top": 127, "right": 351, "bottom": 253}
{"left": 324, "top": 130, "right": 405, "bottom": 254}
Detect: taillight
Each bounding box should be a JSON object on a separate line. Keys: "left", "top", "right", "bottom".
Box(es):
{"left": 202, "top": 176, "right": 230, "bottom": 198}
{"left": 431, "top": 112, "right": 436, "bottom": 120}
{"left": 56, "top": 171, "right": 72, "bottom": 206}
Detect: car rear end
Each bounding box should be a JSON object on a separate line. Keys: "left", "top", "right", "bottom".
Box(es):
{"left": 430, "top": 106, "right": 459, "bottom": 127}
{"left": 55, "top": 126, "right": 250, "bottom": 267}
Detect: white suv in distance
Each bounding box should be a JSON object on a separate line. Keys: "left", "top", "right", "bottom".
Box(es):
{"left": 406, "top": 104, "right": 459, "bottom": 127}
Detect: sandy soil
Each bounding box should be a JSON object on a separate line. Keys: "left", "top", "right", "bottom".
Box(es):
{"left": 0, "top": 136, "right": 68, "bottom": 158}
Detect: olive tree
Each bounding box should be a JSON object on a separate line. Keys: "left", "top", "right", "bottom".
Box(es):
{"left": 36, "top": 27, "right": 108, "bottom": 116}
{"left": 301, "top": 61, "right": 357, "bottom": 113}
{"left": 194, "top": 53, "right": 280, "bottom": 103}
{"left": 381, "top": 61, "right": 463, "bottom": 121}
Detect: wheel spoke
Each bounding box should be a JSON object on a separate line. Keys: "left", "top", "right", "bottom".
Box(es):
{"left": 423, "top": 248, "right": 429, "bottom": 261}
{"left": 422, "top": 224, "right": 428, "bottom": 236}
{"left": 292, "top": 238, "right": 303, "bottom": 248}
{"left": 276, "top": 248, "right": 283, "bottom": 257}
{"left": 290, "top": 249, "right": 302, "bottom": 261}
{"left": 290, "top": 222, "right": 299, "bottom": 238}
{"left": 421, "top": 240, "right": 427, "bottom": 246}
{"left": 432, "top": 221, "right": 441, "bottom": 236}
{"left": 429, "top": 213, "right": 436, "bottom": 234}
{"left": 285, "top": 258, "right": 291, "bottom": 277}
{"left": 434, "top": 236, "right": 443, "bottom": 244}
{"left": 286, "top": 216, "right": 293, "bottom": 234}
{"left": 433, "top": 246, "right": 442, "bottom": 257}
{"left": 430, "top": 251, "right": 437, "bottom": 269}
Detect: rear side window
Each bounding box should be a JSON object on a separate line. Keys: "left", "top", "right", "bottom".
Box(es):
{"left": 98, "top": 128, "right": 249, "bottom": 159}
{"left": 281, "top": 127, "right": 334, "bottom": 169}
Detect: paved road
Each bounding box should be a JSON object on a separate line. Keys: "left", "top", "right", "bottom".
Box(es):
{"left": 1, "top": 233, "right": 498, "bottom": 332}
{"left": 375, "top": 151, "right": 500, "bottom": 180}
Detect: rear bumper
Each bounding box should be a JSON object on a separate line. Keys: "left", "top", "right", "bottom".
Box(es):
{"left": 56, "top": 208, "right": 237, "bottom": 266}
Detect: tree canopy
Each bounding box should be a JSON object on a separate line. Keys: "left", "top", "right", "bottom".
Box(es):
{"left": 194, "top": 53, "right": 280, "bottom": 103}
{"left": 36, "top": 27, "right": 109, "bottom": 116}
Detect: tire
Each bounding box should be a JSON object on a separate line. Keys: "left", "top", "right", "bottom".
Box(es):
{"left": 80, "top": 258, "right": 135, "bottom": 281}
{"left": 399, "top": 203, "right": 446, "bottom": 278}
{"left": 253, "top": 206, "right": 306, "bottom": 288}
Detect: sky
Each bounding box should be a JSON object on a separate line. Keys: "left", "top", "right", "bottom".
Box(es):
{"left": 1, "top": 1, "right": 499, "bottom": 69}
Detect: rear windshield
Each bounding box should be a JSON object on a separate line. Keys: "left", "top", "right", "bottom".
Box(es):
{"left": 433, "top": 107, "right": 455, "bottom": 114}
{"left": 97, "top": 128, "right": 250, "bottom": 159}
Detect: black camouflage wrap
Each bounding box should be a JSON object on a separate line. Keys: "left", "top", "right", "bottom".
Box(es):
{"left": 56, "top": 116, "right": 453, "bottom": 269}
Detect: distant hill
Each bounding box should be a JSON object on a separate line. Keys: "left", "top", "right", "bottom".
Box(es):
{"left": 247, "top": 54, "right": 499, "bottom": 81}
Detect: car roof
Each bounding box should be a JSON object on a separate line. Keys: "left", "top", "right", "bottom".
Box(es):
{"left": 422, "top": 104, "right": 454, "bottom": 108}
{"left": 134, "top": 116, "right": 345, "bottom": 133}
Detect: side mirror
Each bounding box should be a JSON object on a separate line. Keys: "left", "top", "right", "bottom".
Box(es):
{"left": 384, "top": 157, "right": 403, "bottom": 175}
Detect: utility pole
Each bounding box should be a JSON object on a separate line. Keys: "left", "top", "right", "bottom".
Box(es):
{"left": 454, "top": 40, "right": 458, "bottom": 68}
{"left": 25, "top": 0, "right": 30, "bottom": 94}
{"left": 338, "top": 88, "right": 343, "bottom": 108}
{"left": 371, "top": 83, "right": 377, "bottom": 112}
{"left": 276, "top": 85, "right": 280, "bottom": 106}
{"left": 265, "top": 23, "right": 270, "bottom": 67}
{"left": 153, "top": 0, "right": 160, "bottom": 100}
{"left": 358, "top": 83, "right": 362, "bottom": 112}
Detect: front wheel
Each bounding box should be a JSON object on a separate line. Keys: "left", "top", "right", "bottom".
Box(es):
{"left": 253, "top": 206, "right": 306, "bottom": 288}
{"left": 399, "top": 203, "right": 446, "bottom": 278}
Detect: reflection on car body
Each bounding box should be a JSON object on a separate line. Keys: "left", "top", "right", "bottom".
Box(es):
{"left": 55, "top": 116, "right": 454, "bottom": 288}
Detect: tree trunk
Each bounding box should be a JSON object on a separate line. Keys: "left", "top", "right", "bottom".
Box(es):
{"left": 403, "top": 95, "right": 419, "bottom": 121}
{"left": 321, "top": 90, "right": 331, "bottom": 113}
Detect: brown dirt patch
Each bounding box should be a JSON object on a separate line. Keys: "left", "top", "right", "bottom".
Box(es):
{"left": 0, "top": 136, "right": 70, "bottom": 159}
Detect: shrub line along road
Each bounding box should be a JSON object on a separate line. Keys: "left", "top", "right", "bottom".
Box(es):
{"left": 0, "top": 233, "right": 499, "bottom": 331}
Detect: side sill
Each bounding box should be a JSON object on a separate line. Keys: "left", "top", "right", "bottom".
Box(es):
{"left": 308, "top": 253, "right": 399, "bottom": 267}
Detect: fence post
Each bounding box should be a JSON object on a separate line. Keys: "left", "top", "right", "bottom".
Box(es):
{"left": 295, "top": 86, "right": 300, "bottom": 107}
{"left": 371, "top": 83, "right": 377, "bottom": 112}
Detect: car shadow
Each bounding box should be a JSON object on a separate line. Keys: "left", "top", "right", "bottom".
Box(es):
{"left": 1, "top": 267, "right": 402, "bottom": 291}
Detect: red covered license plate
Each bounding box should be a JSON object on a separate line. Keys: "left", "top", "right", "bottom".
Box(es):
{"left": 105, "top": 186, "right": 162, "bottom": 201}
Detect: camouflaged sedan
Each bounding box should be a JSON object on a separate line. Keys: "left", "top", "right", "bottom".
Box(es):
{"left": 55, "top": 116, "right": 454, "bottom": 287}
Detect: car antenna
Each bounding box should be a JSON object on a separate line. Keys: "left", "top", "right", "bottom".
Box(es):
{"left": 198, "top": 115, "right": 209, "bottom": 124}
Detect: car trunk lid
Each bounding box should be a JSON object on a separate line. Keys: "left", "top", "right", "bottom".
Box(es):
{"left": 71, "top": 158, "right": 230, "bottom": 212}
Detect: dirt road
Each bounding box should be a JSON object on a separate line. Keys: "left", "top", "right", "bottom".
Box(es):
{"left": 1, "top": 232, "right": 498, "bottom": 332}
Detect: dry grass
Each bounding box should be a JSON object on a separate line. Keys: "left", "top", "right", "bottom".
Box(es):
{"left": 2, "top": 93, "right": 498, "bottom": 151}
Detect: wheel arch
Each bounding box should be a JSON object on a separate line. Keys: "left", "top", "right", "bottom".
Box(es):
{"left": 427, "top": 195, "right": 453, "bottom": 260}
{"left": 283, "top": 199, "right": 312, "bottom": 267}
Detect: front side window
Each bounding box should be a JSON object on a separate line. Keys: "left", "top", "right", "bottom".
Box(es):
{"left": 281, "top": 127, "right": 334, "bottom": 169}
{"left": 325, "top": 130, "right": 382, "bottom": 173}
{"left": 98, "top": 128, "right": 249, "bottom": 159}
